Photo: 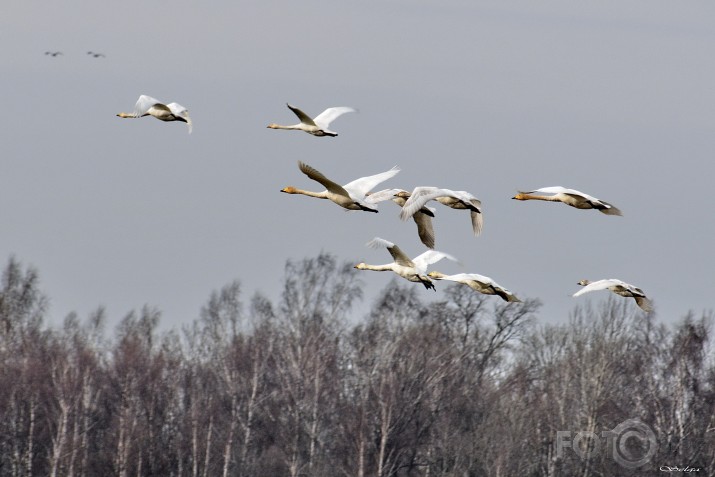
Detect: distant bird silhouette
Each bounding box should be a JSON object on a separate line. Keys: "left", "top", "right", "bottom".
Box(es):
{"left": 267, "top": 103, "right": 356, "bottom": 137}
{"left": 512, "top": 186, "right": 622, "bottom": 216}
{"left": 117, "top": 95, "right": 192, "bottom": 133}
{"left": 45, "top": 51, "right": 62, "bottom": 57}
{"left": 87, "top": 51, "right": 105, "bottom": 58}
{"left": 281, "top": 162, "right": 399, "bottom": 213}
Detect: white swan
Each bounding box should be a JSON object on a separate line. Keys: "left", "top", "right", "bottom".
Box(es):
{"left": 366, "top": 188, "right": 436, "bottom": 249}
{"left": 117, "top": 95, "right": 192, "bottom": 133}
{"left": 399, "top": 187, "right": 483, "bottom": 236}
{"left": 573, "top": 279, "right": 652, "bottom": 312}
{"left": 427, "top": 272, "right": 521, "bottom": 302}
{"left": 354, "top": 237, "right": 458, "bottom": 291}
{"left": 281, "top": 162, "right": 399, "bottom": 212}
{"left": 267, "top": 103, "right": 356, "bottom": 137}
{"left": 512, "top": 187, "right": 621, "bottom": 215}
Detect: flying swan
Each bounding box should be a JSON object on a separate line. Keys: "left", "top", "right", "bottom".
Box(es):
{"left": 354, "top": 237, "right": 458, "bottom": 291}
{"left": 366, "top": 188, "right": 437, "bottom": 249}
{"left": 398, "top": 187, "right": 483, "bottom": 236}
{"left": 573, "top": 279, "right": 652, "bottom": 312}
{"left": 512, "top": 187, "right": 621, "bottom": 215}
{"left": 117, "top": 95, "right": 192, "bottom": 133}
{"left": 281, "top": 162, "right": 399, "bottom": 212}
{"left": 427, "top": 272, "right": 521, "bottom": 302}
{"left": 267, "top": 103, "right": 356, "bottom": 137}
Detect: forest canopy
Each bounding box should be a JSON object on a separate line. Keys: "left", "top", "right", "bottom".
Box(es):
{"left": 0, "top": 254, "right": 712, "bottom": 476}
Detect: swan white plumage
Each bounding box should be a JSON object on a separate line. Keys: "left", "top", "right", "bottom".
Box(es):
{"left": 512, "top": 187, "right": 621, "bottom": 215}
{"left": 398, "top": 187, "right": 483, "bottom": 236}
{"left": 267, "top": 103, "right": 356, "bottom": 137}
{"left": 354, "top": 237, "right": 458, "bottom": 291}
{"left": 366, "top": 188, "right": 437, "bottom": 249}
{"left": 281, "top": 162, "right": 399, "bottom": 212}
{"left": 427, "top": 271, "right": 521, "bottom": 302}
{"left": 117, "top": 95, "right": 192, "bottom": 133}
{"left": 573, "top": 279, "right": 652, "bottom": 312}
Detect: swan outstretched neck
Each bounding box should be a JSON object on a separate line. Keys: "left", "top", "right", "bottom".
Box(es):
{"left": 428, "top": 271, "right": 521, "bottom": 302}
{"left": 282, "top": 162, "right": 399, "bottom": 212}
{"left": 513, "top": 186, "right": 622, "bottom": 216}
{"left": 117, "top": 95, "right": 192, "bottom": 133}
{"left": 573, "top": 278, "right": 652, "bottom": 312}
{"left": 354, "top": 237, "right": 458, "bottom": 291}
{"left": 399, "top": 187, "right": 483, "bottom": 236}
{"left": 267, "top": 103, "right": 356, "bottom": 137}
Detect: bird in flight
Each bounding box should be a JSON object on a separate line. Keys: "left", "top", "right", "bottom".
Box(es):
{"left": 117, "top": 95, "right": 192, "bottom": 133}
{"left": 267, "top": 103, "right": 356, "bottom": 137}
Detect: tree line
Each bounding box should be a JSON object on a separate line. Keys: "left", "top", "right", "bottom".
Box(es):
{"left": 0, "top": 254, "right": 712, "bottom": 476}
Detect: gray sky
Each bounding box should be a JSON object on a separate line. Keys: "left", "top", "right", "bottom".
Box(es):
{"left": 2, "top": 0, "right": 714, "bottom": 329}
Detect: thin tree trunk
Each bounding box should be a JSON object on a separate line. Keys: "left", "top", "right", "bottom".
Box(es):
{"left": 25, "top": 394, "right": 36, "bottom": 477}
{"left": 222, "top": 394, "right": 237, "bottom": 477}
{"left": 203, "top": 415, "right": 213, "bottom": 477}
{"left": 49, "top": 398, "right": 69, "bottom": 477}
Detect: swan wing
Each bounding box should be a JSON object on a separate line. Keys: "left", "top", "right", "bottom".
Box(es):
{"left": 556, "top": 188, "right": 621, "bottom": 215}
{"left": 298, "top": 162, "right": 350, "bottom": 197}
{"left": 463, "top": 273, "right": 520, "bottom": 302}
{"left": 470, "top": 210, "right": 484, "bottom": 236}
{"left": 366, "top": 237, "right": 414, "bottom": 267}
{"left": 133, "top": 95, "right": 162, "bottom": 116}
{"left": 313, "top": 107, "right": 356, "bottom": 129}
{"left": 399, "top": 187, "right": 452, "bottom": 221}
{"left": 597, "top": 200, "right": 622, "bottom": 216}
{"left": 635, "top": 296, "right": 653, "bottom": 312}
{"left": 343, "top": 166, "right": 400, "bottom": 199}
{"left": 458, "top": 273, "right": 493, "bottom": 284}
{"left": 286, "top": 104, "right": 317, "bottom": 127}
{"left": 412, "top": 211, "right": 435, "bottom": 249}
{"left": 364, "top": 188, "right": 401, "bottom": 205}
{"left": 167, "top": 102, "right": 192, "bottom": 133}
{"left": 573, "top": 279, "right": 622, "bottom": 297}
{"left": 450, "top": 190, "right": 481, "bottom": 205}
{"left": 531, "top": 186, "right": 603, "bottom": 203}
{"left": 412, "top": 250, "right": 459, "bottom": 274}
{"left": 527, "top": 186, "right": 571, "bottom": 195}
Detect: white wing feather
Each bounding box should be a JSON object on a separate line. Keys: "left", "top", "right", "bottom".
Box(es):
{"left": 399, "top": 187, "right": 451, "bottom": 221}
{"left": 313, "top": 107, "right": 356, "bottom": 130}
{"left": 133, "top": 95, "right": 162, "bottom": 117}
{"left": 365, "top": 188, "right": 402, "bottom": 205}
{"left": 412, "top": 250, "right": 459, "bottom": 274}
{"left": 366, "top": 237, "right": 395, "bottom": 250}
{"left": 573, "top": 279, "right": 624, "bottom": 297}
{"left": 400, "top": 187, "right": 478, "bottom": 221}
{"left": 167, "top": 102, "right": 192, "bottom": 133}
{"left": 343, "top": 167, "right": 400, "bottom": 199}
{"left": 529, "top": 186, "right": 601, "bottom": 203}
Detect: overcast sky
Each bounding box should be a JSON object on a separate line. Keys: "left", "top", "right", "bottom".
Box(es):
{"left": 2, "top": 0, "right": 714, "bottom": 330}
